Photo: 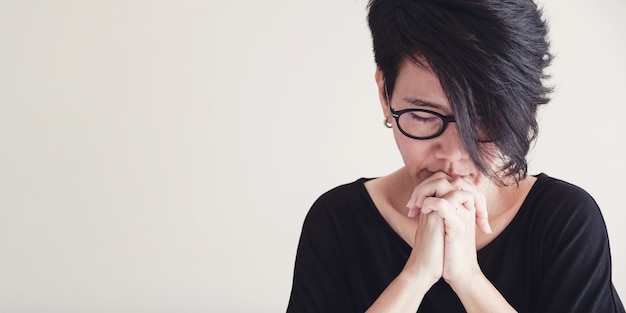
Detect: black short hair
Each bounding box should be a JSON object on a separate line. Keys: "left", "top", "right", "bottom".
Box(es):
{"left": 367, "top": 0, "right": 553, "bottom": 183}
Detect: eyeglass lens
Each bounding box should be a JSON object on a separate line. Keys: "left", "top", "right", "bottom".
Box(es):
{"left": 396, "top": 110, "right": 445, "bottom": 138}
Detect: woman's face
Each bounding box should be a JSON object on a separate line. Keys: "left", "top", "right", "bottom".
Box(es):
{"left": 377, "top": 58, "right": 491, "bottom": 187}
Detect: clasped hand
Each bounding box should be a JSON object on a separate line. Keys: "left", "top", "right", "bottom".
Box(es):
{"left": 403, "top": 172, "right": 492, "bottom": 288}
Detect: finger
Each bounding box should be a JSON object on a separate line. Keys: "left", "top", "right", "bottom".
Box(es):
{"left": 420, "top": 197, "right": 467, "bottom": 236}
{"left": 421, "top": 190, "right": 475, "bottom": 220}
{"left": 449, "top": 178, "right": 486, "bottom": 214}
{"left": 407, "top": 173, "right": 455, "bottom": 218}
{"left": 449, "top": 178, "right": 492, "bottom": 234}
{"left": 476, "top": 214, "right": 493, "bottom": 234}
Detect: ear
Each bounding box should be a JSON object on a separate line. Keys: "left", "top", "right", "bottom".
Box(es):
{"left": 375, "top": 69, "right": 389, "bottom": 118}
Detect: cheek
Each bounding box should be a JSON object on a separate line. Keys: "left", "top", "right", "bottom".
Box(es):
{"left": 393, "top": 129, "right": 431, "bottom": 166}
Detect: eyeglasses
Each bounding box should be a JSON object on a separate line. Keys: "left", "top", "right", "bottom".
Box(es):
{"left": 384, "top": 83, "right": 456, "bottom": 140}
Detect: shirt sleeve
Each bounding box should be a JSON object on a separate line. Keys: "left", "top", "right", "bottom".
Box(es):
{"left": 286, "top": 194, "right": 356, "bottom": 313}
{"left": 534, "top": 183, "right": 625, "bottom": 313}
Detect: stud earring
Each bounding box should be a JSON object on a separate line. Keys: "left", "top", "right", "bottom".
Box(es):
{"left": 384, "top": 117, "right": 393, "bottom": 128}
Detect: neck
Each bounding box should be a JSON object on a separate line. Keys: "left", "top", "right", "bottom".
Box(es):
{"left": 483, "top": 175, "right": 535, "bottom": 224}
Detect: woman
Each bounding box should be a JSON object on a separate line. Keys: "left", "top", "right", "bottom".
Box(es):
{"left": 287, "top": 0, "right": 625, "bottom": 312}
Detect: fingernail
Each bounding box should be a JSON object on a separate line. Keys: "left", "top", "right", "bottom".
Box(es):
{"left": 407, "top": 208, "right": 417, "bottom": 218}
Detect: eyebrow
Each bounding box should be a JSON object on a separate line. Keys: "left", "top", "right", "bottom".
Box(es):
{"left": 401, "top": 97, "right": 449, "bottom": 112}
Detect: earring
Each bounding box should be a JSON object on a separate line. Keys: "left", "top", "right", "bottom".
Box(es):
{"left": 384, "top": 116, "right": 393, "bottom": 128}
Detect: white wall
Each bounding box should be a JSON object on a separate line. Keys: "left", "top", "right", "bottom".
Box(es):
{"left": 0, "top": 0, "right": 624, "bottom": 312}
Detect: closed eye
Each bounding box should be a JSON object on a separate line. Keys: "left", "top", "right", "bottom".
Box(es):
{"left": 408, "top": 111, "right": 439, "bottom": 123}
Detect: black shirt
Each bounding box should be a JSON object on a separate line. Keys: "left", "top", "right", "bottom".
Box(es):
{"left": 287, "top": 174, "right": 625, "bottom": 312}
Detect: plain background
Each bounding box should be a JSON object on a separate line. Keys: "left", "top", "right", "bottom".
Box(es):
{"left": 1, "top": 0, "right": 625, "bottom": 312}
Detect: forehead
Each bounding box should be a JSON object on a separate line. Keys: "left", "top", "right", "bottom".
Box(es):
{"left": 394, "top": 58, "right": 451, "bottom": 112}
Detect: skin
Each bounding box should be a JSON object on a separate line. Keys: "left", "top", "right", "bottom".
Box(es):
{"left": 364, "top": 58, "right": 536, "bottom": 312}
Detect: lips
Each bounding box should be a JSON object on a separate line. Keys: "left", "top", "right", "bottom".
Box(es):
{"left": 418, "top": 170, "right": 437, "bottom": 182}
{"left": 425, "top": 169, "right": 474, "bottom": 180}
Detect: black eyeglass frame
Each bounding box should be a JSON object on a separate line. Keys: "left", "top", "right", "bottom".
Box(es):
{"left": 384, "top": 83, "right": 456, "bottom": 140}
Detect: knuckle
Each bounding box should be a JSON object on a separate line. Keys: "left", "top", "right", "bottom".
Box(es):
{"left": 432, "top": 171, "right": 450, "bottom": 179}
{"left": 450, "top": 177, "right": 465, "bottom": 187}
{"left": 432, "top": 197, "right": 448, "bottom": 207}
{"left": 445, "top": 190, "right": 468, "bottom": 202}
{"left": 422, "top": 197, "right": 447, "bottom": 209}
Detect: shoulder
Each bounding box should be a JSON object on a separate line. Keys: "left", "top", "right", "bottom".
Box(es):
{"left": 311, "top": 178, "right": 371, "bottom": 209}
{"left": 525, "top": 173, "right": 609, "bottom": 252}
{"left": 517, "top": 176, "right": 624, "bottom": 313}
{"left": 302, "top": 178, "right": 373, "bottom": 231}
{"left": 527, "top": 173, "right": 601, "bottom": 220}
{"left": 531, "top": 173, "right": 595, "bottom": 202}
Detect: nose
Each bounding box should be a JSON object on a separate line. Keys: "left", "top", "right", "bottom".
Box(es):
{"left": 433, "top": 124, "right": 469, "bottom": 163}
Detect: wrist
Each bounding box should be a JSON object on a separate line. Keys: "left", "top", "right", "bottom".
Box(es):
{"left": 447, "top": 268, "right": 485, "bottom": 295}
{"left": 400, "top": 266, "right": 440, "bottom": 292}
{"left": 446, "top": 269, "right": 517, "bottom": 312}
